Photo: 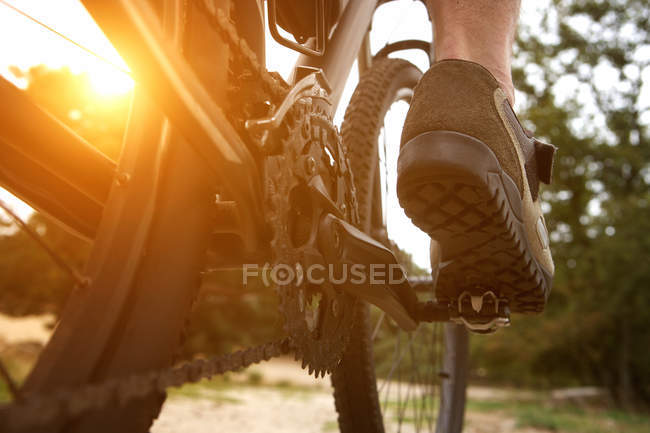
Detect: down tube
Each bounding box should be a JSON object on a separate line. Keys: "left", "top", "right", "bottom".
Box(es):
{"left": 293, "top": 0, "right": 379, "bottom": 110}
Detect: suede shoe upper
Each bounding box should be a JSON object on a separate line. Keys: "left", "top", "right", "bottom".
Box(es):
{"left": 400, "top": 59, "right": 556, "bottom": 276}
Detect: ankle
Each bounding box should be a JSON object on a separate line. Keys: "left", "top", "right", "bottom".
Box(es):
{"left": 427, "top": 0, "right": 520, "bottom": 105}
{"left": 434, "top": 41, "right": 515, "bottom": 105}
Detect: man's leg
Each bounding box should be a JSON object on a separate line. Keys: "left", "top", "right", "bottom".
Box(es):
{"left": 427, "top": 0, "right": 520, "bottom": 104}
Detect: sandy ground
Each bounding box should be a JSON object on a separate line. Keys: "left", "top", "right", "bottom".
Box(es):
{"left": 151, "top": 357, "right": 546, "bottom": 433}
{"left": 153, "top": 358, "right": 336, "bottom": 433}
{"left": 153, "top": 391, "right": 535, "bottom": 433}
{"left": 0, "top": 313, "right": 53, "bottom": 345}
{"left": 153, "top": 386, "right": 338, "bottom": 433}
{"left": 0, "top": 316, "right": 560, "bottom": 432}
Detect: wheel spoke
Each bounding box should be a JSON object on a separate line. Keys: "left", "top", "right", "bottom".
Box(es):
{"left": 0, "top": 198, "right": 88, "bottom": 288}
{"left": 372, "top": 311, "right": 386, "bottom": 341}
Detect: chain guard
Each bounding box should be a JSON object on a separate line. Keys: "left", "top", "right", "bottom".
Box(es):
{"left": 263, "top": 95, "right": 359, "bottom": 376}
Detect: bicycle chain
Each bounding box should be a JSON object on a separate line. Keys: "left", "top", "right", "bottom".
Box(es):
{"left": 0, "top": 4, "right": 295, "bottom": 431}
{"left": 0, "top": 338, "right": 291, "bottom": 431}
{"left": 196, "top": 0, "right": 288, "bottom": 103}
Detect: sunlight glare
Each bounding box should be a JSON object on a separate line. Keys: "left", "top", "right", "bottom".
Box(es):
{"left": 87, "top": 63, "right": 134, "bottom": 97}
{"left": 0, "top": 0, "right": 133, "bottom": 95}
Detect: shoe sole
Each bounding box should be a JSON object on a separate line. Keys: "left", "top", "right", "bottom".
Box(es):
{"left": 397, "top": 131, "right": 551, "bottom": 313}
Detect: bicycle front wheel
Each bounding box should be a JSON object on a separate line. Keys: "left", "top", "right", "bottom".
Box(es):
{"left": 332, "top": 57, "right": 469, "bottom": 433}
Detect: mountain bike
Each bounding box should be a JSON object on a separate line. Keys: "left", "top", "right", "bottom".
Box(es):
{"left": 0, "top": 0, "right": 517, "bottom": 431}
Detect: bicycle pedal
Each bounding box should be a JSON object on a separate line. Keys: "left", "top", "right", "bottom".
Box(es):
{"left": 450, "top": 289, "right": 511, "bottom": 334}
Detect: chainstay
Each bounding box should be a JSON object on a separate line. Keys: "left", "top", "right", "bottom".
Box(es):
{"left": 0, "top": 338, "right": 291, "bottom": 431}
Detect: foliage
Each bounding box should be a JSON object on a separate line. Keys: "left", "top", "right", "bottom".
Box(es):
{"left": 471, "top": 0, "right": 650, "bottom": 408}
{"left": 0, "top": 213, "right": 88, "bottom": 316}
{"left": 467, "top": 396, "right": 650, "bottom": 433}
{"left": 180, "top": 286, "right": 285, "bottom": 357}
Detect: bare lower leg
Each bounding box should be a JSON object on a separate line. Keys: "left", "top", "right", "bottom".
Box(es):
{"left": 426, "top": 0, "right": 520, "bottom": 104}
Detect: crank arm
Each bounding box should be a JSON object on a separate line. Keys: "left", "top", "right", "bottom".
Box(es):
{"left": 317, "top": 214, "right": 418, "bottom": 331}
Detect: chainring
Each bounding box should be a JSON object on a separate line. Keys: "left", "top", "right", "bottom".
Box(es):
{"left": 263, "top": 93, "right": 360, "bottom": 376}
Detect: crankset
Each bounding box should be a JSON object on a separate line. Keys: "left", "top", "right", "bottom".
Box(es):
{"left": 251, "top": 69, "right": 426, "bottom": 375}
{"left": 246, "top": 70, "right": 508, "bottom": 374}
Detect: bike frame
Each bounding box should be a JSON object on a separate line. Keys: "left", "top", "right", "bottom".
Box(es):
{"left": 0, "top": 0, "right": 467, "bottom": 333}
{"left": 0, "top": 0, "right": 381, "bottom": 251}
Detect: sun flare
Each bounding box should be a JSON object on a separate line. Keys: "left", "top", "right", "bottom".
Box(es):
{"left": 0, "top": 0, "right": 134, "bottom": 96}
{"left": 87, "top": 64, "right": 134, "bottom": 97}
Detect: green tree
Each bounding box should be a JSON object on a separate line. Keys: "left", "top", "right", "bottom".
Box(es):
{"left": 472, "top": 0, "right": 650, "bottom": 408}
{"left": 0, "top": 213, "right": 89, "bottom": 316}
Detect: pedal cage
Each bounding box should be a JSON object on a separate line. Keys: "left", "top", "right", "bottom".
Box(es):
{"left": 450, "top": 289, "right": 511, "bottom": 334}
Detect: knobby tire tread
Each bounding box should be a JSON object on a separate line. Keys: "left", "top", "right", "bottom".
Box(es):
{"left": 333, "top": 57, "right": 469, "bottom": 433}
{"left": 333, "top": 58, "right": 420, "bottom": 433}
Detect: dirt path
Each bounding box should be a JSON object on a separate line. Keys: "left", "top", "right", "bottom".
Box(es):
{"left": 0, "top": 313, "right": 53, "bottom": 345}
{"left": 463, "top": 412, "right": 545, "bottom": 433}
{"left": 0, "top": 315, "right": 542, "bottom": 432}
{"left": 152, "top": 358, "right": 547, "bottom": 433}
{"left": 153, "top": 386, "right": 338, "bottom": 433}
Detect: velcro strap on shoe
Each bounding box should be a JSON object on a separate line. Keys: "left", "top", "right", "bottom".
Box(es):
{"left": 533, "top": 139, "right": 557, "bottom": 185}
{"left": 524, "top": 138, "right": 557, "bottom": 201}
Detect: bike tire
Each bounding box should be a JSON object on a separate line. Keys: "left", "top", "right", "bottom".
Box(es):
{"left": 18, "top": 3, "right": 230, "bottom": 432}
{"left": 332, "top": 57, "right": 469, "bottom": 433}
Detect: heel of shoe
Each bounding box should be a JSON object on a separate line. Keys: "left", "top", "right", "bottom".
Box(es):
{"left": 397, "top": 130, "right": 523, "bottom": 233}
{"left": 397, "top": 131, "right": 549, "bottom": 314}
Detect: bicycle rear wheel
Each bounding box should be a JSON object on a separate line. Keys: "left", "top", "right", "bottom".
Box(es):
{"left": 18, "top": 3, "right": 231, "bottom": 432}
{"left": 332, "top": 57, "right": 469, "bottom": 433}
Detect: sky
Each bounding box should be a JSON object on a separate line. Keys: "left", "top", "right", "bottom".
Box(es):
{"left": 0, "top": 0, "right": 648, "bottom": 270}
{"left": 0, "top": 0, "right": 131, "bottom": 92}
